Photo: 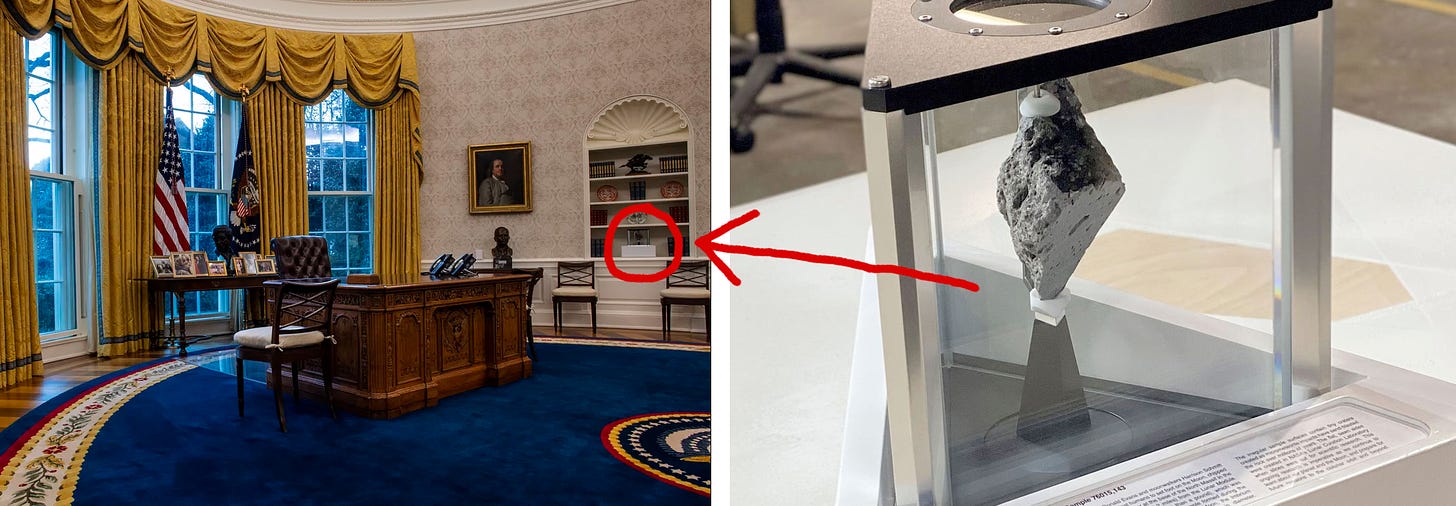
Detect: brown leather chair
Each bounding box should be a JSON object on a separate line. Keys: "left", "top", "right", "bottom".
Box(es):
{"left": 661, "top": 260, "right": 710, "bottom": 342}
{"left": 234, "top": 278, "right": 340, "bottom": 432}
{"left": 552, "top": 261, "right": 598, "bottom": 335}
{"left": 271, "top": 236, "right": 333, "bottom": 279}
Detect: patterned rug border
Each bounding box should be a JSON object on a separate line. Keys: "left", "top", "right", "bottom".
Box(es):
{"left": 536, "top": 336, "right": 709, "bottom": 352}
{"left": 601, "top": 412, "right": 711, "bottom": 497}
{"left": 0, "top": 359, "right": 198, "bottom": 505}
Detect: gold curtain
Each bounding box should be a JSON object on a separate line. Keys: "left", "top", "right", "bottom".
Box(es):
{"left": 373, "top": 92, "right": 421, "bottom": 285}
{"left": 4, "top": 0, "right": 423, "bottom": 356}
{"left": 0, "top": 26, "right": 42, "bottom": 384}
{"left": 247, "top": 83, "right": 308, "bottom": 255}
{"left": 2, "top": 0, "right": 418, "bottom": 104}
{"left": 97, "top": 55, "right": 162, "bottom": 358}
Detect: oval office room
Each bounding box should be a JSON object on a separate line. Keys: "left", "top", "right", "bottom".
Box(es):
{"left": 0, "top": 0, "right": 709, "bottom": 503}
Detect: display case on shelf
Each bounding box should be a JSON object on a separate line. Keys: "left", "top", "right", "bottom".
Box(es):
{"left": 584, "top": 96, "right": 694, "bottom": 260}
{"left": 846, "top": 1, "right": 1456, "bottom": 505}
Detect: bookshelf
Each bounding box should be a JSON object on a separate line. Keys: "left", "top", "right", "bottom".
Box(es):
{"left": 584, "top": 96, "right": 695, "bottom": 260}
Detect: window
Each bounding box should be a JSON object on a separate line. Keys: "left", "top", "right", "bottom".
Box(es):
{"left": 168, "top": 75, "right": 231, "bottom": 317}
{"left": 26, "top": 32, "right": 78, "bottom": 339}
{"left": 305, "top": 90, "right": 373, "bottom": 278}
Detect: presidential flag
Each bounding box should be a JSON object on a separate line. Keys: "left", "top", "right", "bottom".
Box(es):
{"left": 229, "top": 101, "right": 261, "bottom": 252}
{"left": 153, "top": 88, "right": 191, "bottom": 254}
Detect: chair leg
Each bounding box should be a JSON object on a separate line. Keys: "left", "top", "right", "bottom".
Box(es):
{"left": 322, "top": 342, "right": 337, "bottom": 420}
{"left": 662, "top": 302, "right": 669, "bottom": 341}
{"left": 705, "top": 301, "right": 711, "bottom": 343}
{"left": 271, "top": 353, "right": 287, "bottom": 433}
{"left": 553, "top": 300, "right": 561, "bottom": 334}
{"left": 235, "top": 354, "right": 245, "bottom": 417}
{"left": 590, "top": 300, "right": 598, "bottom": 335}
{"left": 526, "top": 313, "right": 537, "bottom": 360}
{"left": 291, "top": 361, "right": 300, "bottom": 405}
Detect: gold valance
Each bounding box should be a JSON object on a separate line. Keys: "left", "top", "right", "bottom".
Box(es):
{"left": 1, "top": 0, "right": 417, "bottom": 105}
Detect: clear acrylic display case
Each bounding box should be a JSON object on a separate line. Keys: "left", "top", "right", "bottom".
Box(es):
{"left": 860, "top": 1, "right": 1334, "bottom": 503}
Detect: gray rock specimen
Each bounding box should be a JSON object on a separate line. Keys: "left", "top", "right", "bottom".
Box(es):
{"left": 996, "top": 79, "right": 1125, "bottom": 301}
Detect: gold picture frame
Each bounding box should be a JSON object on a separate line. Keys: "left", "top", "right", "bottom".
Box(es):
{"left": 256, "top": 256, "right": 278, "bottom": 275}
{"left": 149, "top": 256, "right": 174, "bottom": 278}
{"left": 468, "top": 141, "right": 532, "bottom": 214}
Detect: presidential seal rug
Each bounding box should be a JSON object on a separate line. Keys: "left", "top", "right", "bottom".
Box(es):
{"left": 0, "top": 341, "right": 708, "bottom": 505}
{"left": 602, "top": 412, "right": 711, "bottom": 496}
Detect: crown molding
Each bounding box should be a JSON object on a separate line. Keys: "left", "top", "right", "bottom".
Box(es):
{"left": 160, "top": 0, "right": 639, "bottom": 33}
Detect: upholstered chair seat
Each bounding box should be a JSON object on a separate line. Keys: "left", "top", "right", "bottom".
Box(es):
{"left": 551, "top": 286, "right": 598, "bottom": 297}
{"left": 233, "top": 326, "right": 327, "bottom": 349}
{"left": 660, "top": 287, "right": 710, "bottom": 299}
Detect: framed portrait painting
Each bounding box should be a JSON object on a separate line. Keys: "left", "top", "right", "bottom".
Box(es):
{"left": 468, "top": 141, "right": 532, "bottom": 214}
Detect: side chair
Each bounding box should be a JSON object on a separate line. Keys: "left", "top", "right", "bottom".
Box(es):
{"left": 234, "top": 278, "right": 340, "bottom": 432}
{"left": 661, "top": 260, "right": 710, "bottom": 342}
{"left": 551, "top": 261, "right": 598, "bottom": 335}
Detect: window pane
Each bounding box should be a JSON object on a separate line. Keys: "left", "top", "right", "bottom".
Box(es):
{"left": 324, "top": 159, "right": 344, "bottom": 192}
{"left": 347, "top": 196, "right": 370, "bottom": 231}
{"left": 25, "top": 79, "right": 53, "bottom": 130}
{"left": 345, "top": 159, "right": 367, "bottom": 192}
{"left": 195, "top": 153, "right": 216, "bottom": 188}
{"left": 306, "top": 158, "right": 322, "bottom": 191}
{"left": 24, "top": 37, "right": 53, "bottom": 81}
{"left": 31, "top": 175, "right": 75, "bottom": 336}
{"left": 27, "top": 127, "right": 52, "bottom": 173}
{"left": 321, "top": 123, "right": 344, "bottom": 158}
{"left": 34, "top": 232, "right": 54, "bottom": 282}
{"left": 175, "top": 111, "right": 194, "bottom": 151}
{"left": 348, "top": 232, "right": 371, "bottom": 269}
{"left": 344, "top": 124, "right": 366, "bottom": 158}
{"left": 325, "top": 196, "right": 346, "bottom": 231}
{"left": 308, "top": 196, "right": 324, "bottom": 230}
{"left": 36, "top": 283, "right": 56, "bottom": 334}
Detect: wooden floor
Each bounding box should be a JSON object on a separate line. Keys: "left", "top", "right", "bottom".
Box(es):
{"left": 0, "top": 326, "right": 708, "bottom": 430}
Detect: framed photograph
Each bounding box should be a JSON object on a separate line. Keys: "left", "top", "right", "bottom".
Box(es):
{"left": 207, "top": 261, "right": 227, "bottom": 276}
{"left": 190, "top": 251, "right": 209, "bottom": 275}
{"left": 255, "top": 257, "right": 277, "bottom": 275}
{"left": 241, "top": 252, "right": 258, "bottom": 274}
{"left": 149, "top": 256, "right": 174, "bottom": 278}
{"left": 232, "top": 257, "right": 245, "bottom": 275}
{"left": 170, "top": 253, "right": 197, "bottom": 278}
{"left": 468, "top": 141, "right": 532, "bottom": 214}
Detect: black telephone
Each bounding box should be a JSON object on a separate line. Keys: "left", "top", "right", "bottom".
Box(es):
{"left": 446, "top": 254, "right": 477, "bottom": 277}
{"left": 429, "top": 254, "right": 455, "bottom": 277}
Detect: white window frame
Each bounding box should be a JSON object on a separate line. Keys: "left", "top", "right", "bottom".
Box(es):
{"left": 168, "top": 75, "right": 238, "bottom": 323}
{"left": 30, "top": 34, "right": 97, "bottom": 361}
{"left": 305, "top": 91, "right": 375, "bottom": 277}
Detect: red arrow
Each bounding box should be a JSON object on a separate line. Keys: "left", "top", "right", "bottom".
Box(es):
{"left": 694, "top": 210, "right": 980, "bottom": 292}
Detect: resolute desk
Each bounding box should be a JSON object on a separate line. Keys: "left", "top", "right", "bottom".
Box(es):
{"left": 279, "top": 273, "right": 533, "bottom": 419}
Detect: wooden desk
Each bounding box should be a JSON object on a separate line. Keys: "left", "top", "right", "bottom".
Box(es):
{"left": 143, "top": 274, "right": 278, "bottom": 355}
{"left": 284, "top": 274, "right": 534, "bottom": 419}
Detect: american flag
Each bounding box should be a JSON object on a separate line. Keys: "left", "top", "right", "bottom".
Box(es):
{"left": 153, "top": 88, "right": 191, "bottom": 254}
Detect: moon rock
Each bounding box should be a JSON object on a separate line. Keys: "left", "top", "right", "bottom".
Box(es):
{"left": 996, "top": 79, "right": 1124, "bottom": 300}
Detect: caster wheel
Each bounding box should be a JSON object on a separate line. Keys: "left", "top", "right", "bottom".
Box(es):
{"left": 731, "top": 126, "right": 755, "bottom": 153}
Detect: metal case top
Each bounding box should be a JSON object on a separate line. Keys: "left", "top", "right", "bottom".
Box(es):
{"left": 862, "top": 0, "right": 1331, "bottom": 113}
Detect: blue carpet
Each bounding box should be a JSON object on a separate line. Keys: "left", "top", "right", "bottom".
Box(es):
{"left": 49, "top": 343, "right": 707, "bottom": 504}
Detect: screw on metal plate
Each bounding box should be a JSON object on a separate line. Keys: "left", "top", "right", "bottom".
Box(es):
{"left": 968, "top": 28, "right": 984, "bottom": 36}
{"left": 867, "top": 75, "right": 891, "bottom": 89}
{"left": 918, "top": 14, "right": 933, "bottom": 22}
{"left": 1115, "top": 11, "right": 1129, "bottom": 19}
{"left": 1047, "top": 26, "right": 1064, "bottom": 35}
